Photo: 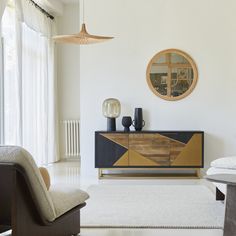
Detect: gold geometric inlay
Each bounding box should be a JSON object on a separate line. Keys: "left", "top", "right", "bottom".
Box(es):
{"left": 129, "top": 149, "right": 158, "bottom": 166}
{"left": 171, "top": 134, "right": 202, "bottom": 166}
{"left": 113, "top": 151, "right": 129, "bottom": 166}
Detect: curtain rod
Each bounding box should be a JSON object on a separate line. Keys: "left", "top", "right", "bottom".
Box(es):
{"left": 29, "top": 0, "right": 54, "bottom": 20}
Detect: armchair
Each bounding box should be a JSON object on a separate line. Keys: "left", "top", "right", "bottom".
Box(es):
{"left": 0, "top": 146, "right": 89, "bottom": 236}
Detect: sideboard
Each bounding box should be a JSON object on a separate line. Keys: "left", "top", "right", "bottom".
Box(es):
{"left": 95, "top": 131, "right": 204, "bottom": 178}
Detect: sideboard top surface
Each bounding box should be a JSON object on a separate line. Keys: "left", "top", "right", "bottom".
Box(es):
{"left": 95, "top": 130, "right": 204, "bottom": 133}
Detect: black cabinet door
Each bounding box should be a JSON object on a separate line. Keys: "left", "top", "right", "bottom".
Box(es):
{"left": 95, "top": 133, "right": 128, "bottom": 168}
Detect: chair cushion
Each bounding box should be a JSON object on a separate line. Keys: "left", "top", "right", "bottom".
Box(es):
{"left": 49, "top": 185, "right": 89, "bottom": 218}
{"left": 211, "top": 156, "right": 236, "bottom": 169}
{"left": 0, "top": 146, "right": 56, "bottom": 221}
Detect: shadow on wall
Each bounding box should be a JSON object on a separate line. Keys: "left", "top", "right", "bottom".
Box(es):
{"left": 204, "top": 133, "right": 226, "bottom": 171}
{"left": 120, "top": 103, "right": 133, "bottom": 118}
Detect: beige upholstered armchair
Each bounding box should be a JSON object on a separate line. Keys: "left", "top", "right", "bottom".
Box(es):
{"left": 0, "top": 146, "right": 89, "bottom": 236}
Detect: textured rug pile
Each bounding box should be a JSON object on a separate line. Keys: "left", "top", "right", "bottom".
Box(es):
{"left": 81, "top": 184, "right": 224, "bottom": 229}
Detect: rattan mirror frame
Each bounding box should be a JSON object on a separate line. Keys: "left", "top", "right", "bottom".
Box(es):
{"left": 146, "top": 49, "right": 198, "bottom": 101}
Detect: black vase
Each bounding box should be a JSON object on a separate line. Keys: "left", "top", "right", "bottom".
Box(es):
{"left": 132, "top": 108, "right": 145, "bottom": 131}
{"left": 122, "top": 116, "right": 132, "bottom": 132}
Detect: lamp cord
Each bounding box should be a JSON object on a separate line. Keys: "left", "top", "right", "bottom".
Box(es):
{"left": 82, "top": 0, "right": 85, "bottom": 23}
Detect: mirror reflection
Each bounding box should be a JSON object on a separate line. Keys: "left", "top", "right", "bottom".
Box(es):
{"left": 147, "top": 49, "right": 198, "bottom": 101}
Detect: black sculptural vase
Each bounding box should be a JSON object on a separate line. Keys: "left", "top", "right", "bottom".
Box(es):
{"left": 122, "top": 116, "right": 132, "bottom": 132}
{"left": 132, "top": 108, "right": 145, "bottom": 131}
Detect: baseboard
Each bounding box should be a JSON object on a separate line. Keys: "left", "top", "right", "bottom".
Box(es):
{"left": 60, "top": 157, "right": 80, "bottom": 162}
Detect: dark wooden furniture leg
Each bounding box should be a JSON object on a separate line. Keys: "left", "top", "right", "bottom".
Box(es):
{"left": 216, "top": 187, "right": 225, "bottom": 201}
{"left": 0, "top": 225, "right": 11, "bottom": 233}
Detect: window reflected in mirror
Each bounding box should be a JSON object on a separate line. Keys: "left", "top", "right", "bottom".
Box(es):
{"left": 147, "top": 49, "right": 198, "bottom": 101}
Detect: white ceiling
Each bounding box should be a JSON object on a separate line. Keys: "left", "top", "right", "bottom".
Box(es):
{"left": 36, "top": 0, "right": 79, "bottom": 16}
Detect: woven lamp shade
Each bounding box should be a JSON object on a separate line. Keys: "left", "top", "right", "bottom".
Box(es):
{"left": 53, "top": 23, "right": 114, "bottom": 45}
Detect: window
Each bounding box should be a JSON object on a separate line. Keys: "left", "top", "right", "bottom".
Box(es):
{"left": 1, "top": 0, "right": 58, "bottom": 164}
{"left": 1, "top": 1, "right": 20, "bottom": 145}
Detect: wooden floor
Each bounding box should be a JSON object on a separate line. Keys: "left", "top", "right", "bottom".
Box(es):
{"left": 0, "top": 161, "right": 223, "bottom": 236}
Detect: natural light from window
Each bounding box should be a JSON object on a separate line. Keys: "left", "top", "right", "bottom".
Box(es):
{"left": 2, "top": 0, "right": 20, "bottom": 145}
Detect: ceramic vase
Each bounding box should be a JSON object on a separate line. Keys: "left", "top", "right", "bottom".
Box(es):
{"left": 122, "top": 116, "right": 132, "bottom": 132}
{"left": 132, "top": 108, "right": 145, "bottom": 131}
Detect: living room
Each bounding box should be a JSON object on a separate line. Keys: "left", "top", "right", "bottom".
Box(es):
{"left": 0, "top": 0, "right": 236, "bottom": 236}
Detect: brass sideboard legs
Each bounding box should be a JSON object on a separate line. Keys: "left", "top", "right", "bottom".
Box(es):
{"left": 196, "top": 169, "right": 201, "bottom": 178}
{"left": 98, "top": 168, "right": 201, "bottom": 179}
{"left": 98, "top": 168, "right": 103, "bottom": 179}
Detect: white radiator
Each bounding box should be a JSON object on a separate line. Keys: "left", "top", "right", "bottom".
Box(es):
{"left": 63, "top": 120, "right": 80, "bottom": 158}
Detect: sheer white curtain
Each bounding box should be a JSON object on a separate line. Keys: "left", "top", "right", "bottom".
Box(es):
{"left": 2, "top": 3, "right": 21, "bottom": 146}
{"left": 2, "top": 0, "right": 59, "bottom": 165}
{"left": 22, "top": 24, "right": 49, "bottom": 164}
{"left": 0, "top": 0, "right": 7, "bottom": 20}
{"left": 0, "top": 0, "right": 7, "bottom": 144}
{"left": 19, "top": 0, "right": 59, "bottom": 165}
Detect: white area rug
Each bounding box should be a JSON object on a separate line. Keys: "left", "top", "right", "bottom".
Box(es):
{"left": 81, "top": 184, "right": 224, "bottom": 229}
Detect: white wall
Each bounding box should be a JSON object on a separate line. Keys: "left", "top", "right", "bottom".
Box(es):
{"left": 56, "top": 3, "right": 80, "bottom": 159}
{"left": 80, "top": 0, "right": 236, "bottom": 177}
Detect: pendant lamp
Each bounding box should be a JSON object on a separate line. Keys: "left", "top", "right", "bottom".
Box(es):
{"left": 53, "top": 0, "right": 114, "bottom": 45}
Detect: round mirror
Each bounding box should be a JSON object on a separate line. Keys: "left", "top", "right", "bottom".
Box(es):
{"left": 146, "top": 49, "right": 198, "bottom": 101}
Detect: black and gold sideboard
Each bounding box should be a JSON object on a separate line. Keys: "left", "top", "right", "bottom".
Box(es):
{"left": 95, "top": 131, "right": 204, "bottom": 178}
